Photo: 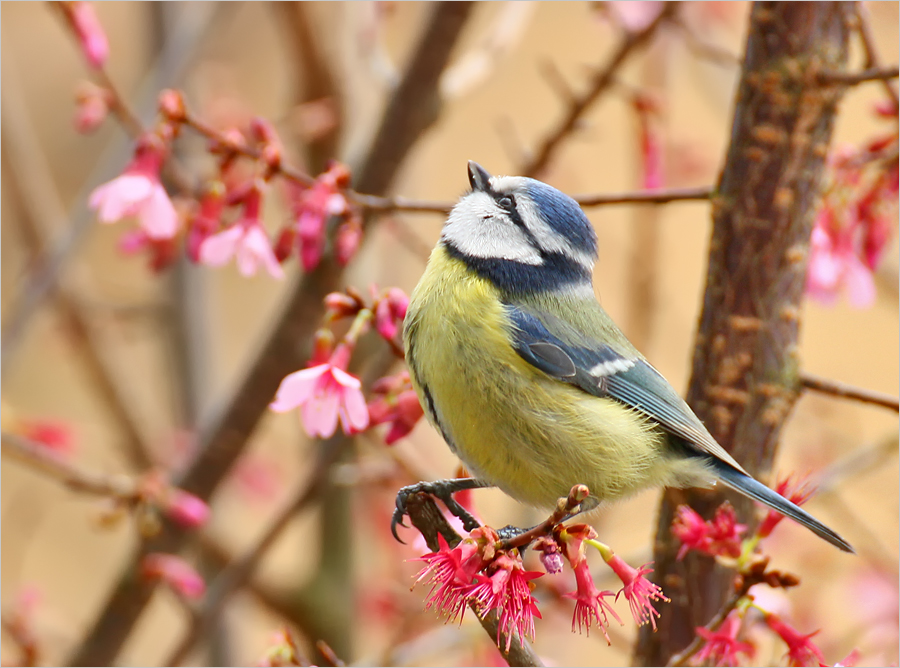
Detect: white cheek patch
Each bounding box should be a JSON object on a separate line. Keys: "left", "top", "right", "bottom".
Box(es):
{"left": 442, "top": 192, "right": 544, "bottom": 265}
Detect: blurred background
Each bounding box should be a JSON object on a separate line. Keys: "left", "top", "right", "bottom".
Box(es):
{"left": 1, "top": 2, "right": 897, "bottom": 666}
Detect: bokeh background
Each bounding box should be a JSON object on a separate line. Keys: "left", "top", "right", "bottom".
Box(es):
{"left": 2, "top": 2, "right": 897, "bottom": 666}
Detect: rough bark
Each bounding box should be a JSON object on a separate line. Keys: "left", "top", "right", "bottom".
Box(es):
{"left": 634, "top": 3, "right": 851, "bottom": 665}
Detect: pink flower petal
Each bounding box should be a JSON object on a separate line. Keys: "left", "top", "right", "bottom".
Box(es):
{"left": 843, "top": 257, "right": 876, "bottom": 308}
{"left": 339, "top": 385, "right": 370, "bottom": 433}
{"left": 270, "top": 366, "right": 328, "bottom": 413}
{"left": 90, "top": 174, "right": 153, "bottom": 222}
{"left": 239, "top": 226, "right": 284, "bottom": 279}
{"left": 302, "top": 381, "right": 341, "bottom": 438}
{"left": 330, "top": 366, "right": 362, "bottom": 390}
{"left": 140, "top": 183, "right": 179, "bottom": 239}
{"left": 199, "top": 226, "right": 243, "bottom": 267}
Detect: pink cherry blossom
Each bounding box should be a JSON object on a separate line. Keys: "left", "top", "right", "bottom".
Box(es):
{"left": 290, "top": 162, "right": 352, "bottom": 271}
{"left": 162, "top": 489, "right": 210, "bottom": 529}
{"left": 270, "top": 345, "right": 369, "bottom": 438}
{"left": 89, "top": 139, "right": 178, "bottom": 239}
{"left": 199, "top": 185, "right": 284, "bottom": 279}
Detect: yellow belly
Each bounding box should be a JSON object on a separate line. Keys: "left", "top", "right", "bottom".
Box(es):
{"left": 403, "top": 248, "right": 692, "bottom": 509}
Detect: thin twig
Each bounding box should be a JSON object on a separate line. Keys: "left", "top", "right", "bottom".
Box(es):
{"left": 667, "top": 589, "right": 746, "bottom": 667}
{"left": 2, "top": 2, "right": 229, "bottom": 368}
{"left": 499, "top": 486, "right": 590, "bottom": 551}
{"left": 818, "top": 65, "right": 900, "bottom": 85}
{"left": 800, "top": 371, "right": 899, "bottom": 412}
{"left": 68, "top": 5, "right": 476, "bottom": 664}
{"left": 852, "top": 2, "right": 900, "bottom": 106}
{"left": 164, "top": 437, "right": 348, "bottom": 666}
{"left": 1, "top": 84, "right": 156, "bottom": 469}
{"left": 520, "top": 3, "right": 678, "bottom": 176}
{"left": 405, "top": 494, "right": 544, "bottom": 667}
{"left": 2, "top": 432, "right": 136, "bottom": 499}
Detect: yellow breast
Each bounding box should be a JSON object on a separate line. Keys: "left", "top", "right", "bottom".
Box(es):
{"left": 403, "top": 246, "right": 691, "bottom": 508}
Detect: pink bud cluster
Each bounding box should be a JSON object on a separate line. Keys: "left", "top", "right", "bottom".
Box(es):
{"left": 85, "top": 89, "right": 363, "bottom": 277}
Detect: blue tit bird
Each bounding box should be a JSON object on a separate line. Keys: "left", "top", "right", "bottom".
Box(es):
{"left": 393, "top": 161, "right": 852, "bottom": 553}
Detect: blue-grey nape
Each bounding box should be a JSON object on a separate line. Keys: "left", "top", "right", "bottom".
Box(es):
{"left": 524, "top": 181, "right": 597, "bottom": 258}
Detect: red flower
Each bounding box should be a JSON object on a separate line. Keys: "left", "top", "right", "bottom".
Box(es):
{"left": 18, "top": 419, "right": 77, "bottom": 460}
{"left": 694, "top": 612, "right": 755, "bottom": 667}
{"left": 466, "top": 552, "right": 543, "bottom": 651}
{"left": 373, "top": 288, "right": 410, "bottom": 342}
{"left": 605, "top": 555, "right": 669, "bottom": 631}
{"left": 671, "top": 502, "right": 746, "bottom": 560}
{"left": 757, "top": 474, "right": 816, "bottom": 539}
{"left": 290, "top": 163, "right": 351, "bottom": 271}
{"left": 564, "top": 558, "right": 621, "bottom": 643}
{"left": 413, "top": 531, "right": 493, "bottom": 624}
{"left": 765, "top": 614, "right": 826, "bottom": 667}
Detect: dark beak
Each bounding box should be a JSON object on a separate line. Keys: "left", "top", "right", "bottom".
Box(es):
{"left": 467, "top": 161, "right": 491, "bottom": 192}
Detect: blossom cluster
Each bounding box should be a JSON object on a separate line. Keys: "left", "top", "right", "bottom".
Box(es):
{"left": 269, "top": 287, "right": 419, "bottom": 443}
{"left": 412, "top": 512, "right": 669, "bottom": 651}
{"left": 806, "top": 101, "right": 898, "bottom": 308}
{"left": 669, "top": 477, "right": 863, "bottom": 666}
{"left": 85, "top": 87, "right": 362, "bottom": 278}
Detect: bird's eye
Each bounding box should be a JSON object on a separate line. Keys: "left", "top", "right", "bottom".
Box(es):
{"left": 497, "top": 195, "right": 515, "bottom": 210}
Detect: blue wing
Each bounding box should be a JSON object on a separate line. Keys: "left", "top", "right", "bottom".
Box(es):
{"left": 506, "top": 303, "right": 747, "bottom": 473}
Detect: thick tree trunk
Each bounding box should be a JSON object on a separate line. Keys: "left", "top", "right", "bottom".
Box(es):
{"left": 634, "top": 3, "right": 851, "bottom": 665}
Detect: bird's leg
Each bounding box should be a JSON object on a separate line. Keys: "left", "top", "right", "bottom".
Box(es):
{"left": 391, "top": 477, "right": 493, "bottom": 542}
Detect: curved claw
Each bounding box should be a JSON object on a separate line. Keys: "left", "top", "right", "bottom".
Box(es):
{"left": 389, "top": 478, "right": 489, "bottom": 543}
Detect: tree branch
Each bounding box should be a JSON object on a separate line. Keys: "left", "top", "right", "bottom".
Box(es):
{"left": 1, "top": 3, "right": 228, "bottom": 367}
{"left": 405, "top": 494, "right": 544, "bottom": 668}
{"left": 520, "top": 3, "right": 678, "bottom": 176}
{"left": 2, "top": 432, "right": 136, "bottom": 499}
{"left": 67, "top": 5, "right": 475, "bottom": 664}
{"left": 852, "top": 1, "right": 899, "bottom": 106}
{"left": 164, "top": 436, "right": 348, "bottom": 666}
{"left": 800, "top": 371, "right": 900, "bottom": 411}
{"left": 1, "top": 81, "right": 155, "bottom": 469}
{"left": 635, "top": 3, "right": 852, "bottom": 664}
{"left": 817, "top": 65, "right": 899, "bottom": 85}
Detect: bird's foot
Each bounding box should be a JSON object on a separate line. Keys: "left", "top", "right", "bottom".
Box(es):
{"left": 391, "top": 478, "right": 484, "bottom": 542}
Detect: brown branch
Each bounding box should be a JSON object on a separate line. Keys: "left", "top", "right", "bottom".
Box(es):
{"left": 852, "top": 2, "right": 899, "bottom": 106}
{"left": 499, "top": 485, "right": 591, "bottom": 552}
{"left": 2, "top": 431, "right": 137, "bottom": 499}
{"left": 520, "top": 3, "right": 678, "bottom": 177}
{"left": 67, "top": 5, "right": 475, "bottom": 665}
{"left": 405, "top": 494, "right": 544, "bottom": 668}
{"left": 635, "top": 4, "right": 853, "bottom": 664}
{"left": 164, "top": 436, "right": 348, "bottom": 666}
{"left": 2, "top": 3, "right": 227, "bottom": 371}
{"left": 1, "top": 81, "right": 156, "bottom": 469}
{"left": 800, "top": 371, "right": 900, "bottom": 411}
{"left": 818, "top": 65, "right": 900, "bottom": 85}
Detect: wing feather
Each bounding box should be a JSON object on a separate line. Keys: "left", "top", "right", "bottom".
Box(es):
{"left": 506, "top": 303, "right": 747, "bottom": 474}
